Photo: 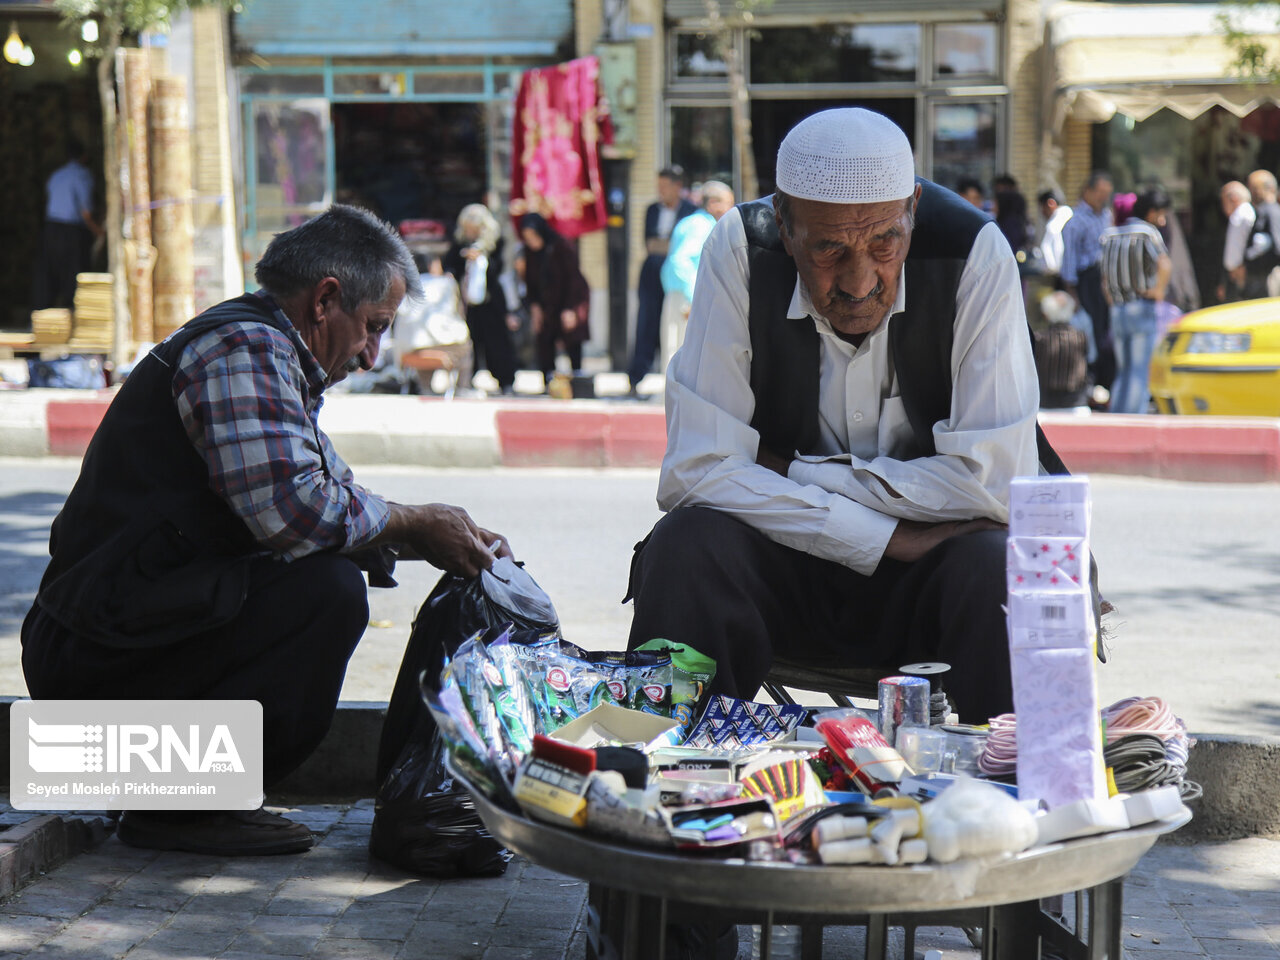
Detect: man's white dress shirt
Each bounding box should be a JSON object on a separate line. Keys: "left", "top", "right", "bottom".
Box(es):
{"left": 659, "top": 207, "right": 1040, "bottom": 576}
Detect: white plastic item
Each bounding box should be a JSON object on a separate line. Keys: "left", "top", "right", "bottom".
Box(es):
{"left": 812, "top": 815, "right": 869, "bottom": 848}
{"left": 922, "top": 777, "right": 1038, "bottom": 864}
{"left": 1033, "top": 796, "right": 1130, "bottom": 846}
{"left": 1121, "top": 786, "right": 1182, "bottom": 827}
{"left": 463, "top": 252, "right": 489, "bottom": 305}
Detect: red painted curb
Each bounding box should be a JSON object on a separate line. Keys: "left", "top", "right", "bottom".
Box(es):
{"left": 45, "top": 397, "right": 112, "bottom": 457}
{"left": 604, "top": 411, "right": 667, "bottom": 468}
{"left": 495, "top": 407, "right": 668, "bottom": 468}
{"left": 1040, "top": 416, "right": 1280, "bottom": 483}
{"left": 495, "top": 409, "right": 612, "bottom": 467}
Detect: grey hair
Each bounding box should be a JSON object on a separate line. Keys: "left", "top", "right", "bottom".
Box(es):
{"left": 454, "top": 203, "right": 501, "bottom": 254}
{"left": 254, "top": 204, "right": 422, "bottom": 310}
{"left": 700, "top": 180, "right": 734, "bottom": 209}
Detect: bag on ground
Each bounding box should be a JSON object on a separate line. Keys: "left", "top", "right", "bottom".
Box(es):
{"left": 369, "top": 558, "right": 559, "bottom": 877}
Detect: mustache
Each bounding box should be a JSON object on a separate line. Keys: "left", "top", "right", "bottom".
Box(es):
{"left": 830, "top": 282, "right": 883, "bottom": 305}
{"left": 343, "top": 356, "right": 362, "bottom": 373}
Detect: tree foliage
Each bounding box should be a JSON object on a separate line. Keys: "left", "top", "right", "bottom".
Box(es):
{"left": 1216, "top": 1, "right": 1280, "bottom": 83}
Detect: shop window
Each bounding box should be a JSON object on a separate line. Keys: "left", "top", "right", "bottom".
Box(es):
{"left": 932, "top": 24, "right": 999, "bottom": 83}
{"left": 673, "top": 31, "right": 728, "bottom": 81}
{"left": 752, "top": 98, "right": 917, "bottom": 196}
{"left": 413, "top": 72, "right": 486, "bottom": 95}
{"left": 332, "top": 73, "right": 407, "bottom": 97}
{"left": 749, "top": 25, "right": 919, "bottom": 86}
{"left": 669, "top": 105, "right": 733, "bottom": 186}
{"left": 930, "top": 100, "right": 997, "bottom": 196}
{"left": 241, "top": 73, "right": 324, "bottom": 95}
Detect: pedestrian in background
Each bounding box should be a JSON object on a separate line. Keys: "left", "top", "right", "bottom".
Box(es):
{"left": 36, "top": 138, "right": 103, "bottom": 309}
{"left": 628, "top": 166, "right": 696, "bottom": 396}
{"left": 518, "top": 213, "right": 591, "bottom": 389}
{"left": 1060, "top": 171, "right": 1115, "bottom": 397}
{"left": 956, "top": 177, "right": 985, "bottom": 209}
{"left": 657, "top": 180, "right": 735, "bottom": 378}
{"left": 1099, "top": 189, "right": 1172, "bottom": 415}
{"left": 1245, "top": 169, "right": 1280, "bottom": 298}
{"left": 443, "top": 204, "right": 518, "bottom": 396}
{"left": 1218, "top": 180, "right": 1254, "bottom": 303}
{"left": 1035, "top": 190, "right": 1072, "bottom": 280}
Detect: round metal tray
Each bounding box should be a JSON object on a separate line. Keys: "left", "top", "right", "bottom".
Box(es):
{"left": 456, "top": 763, "right": 1191, "bottom": 915}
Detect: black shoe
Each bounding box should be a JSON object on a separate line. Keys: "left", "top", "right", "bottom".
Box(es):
{"left": 118, "top": 807, "right": 315, "bottom": 856}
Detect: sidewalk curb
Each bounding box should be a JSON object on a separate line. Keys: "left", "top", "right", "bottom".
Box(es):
{"left": 3, "top": 389, "right": 1279, "bottom": 480}
{"left": 0, "top": 813, "right": 113, "bottom": 901}
{"left": 2, "top": 698, "right": 1277, "bottom": 840}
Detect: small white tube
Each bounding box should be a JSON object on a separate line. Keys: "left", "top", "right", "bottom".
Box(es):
{"left": 812, "top": 815, "right": 869, "bottom": 849}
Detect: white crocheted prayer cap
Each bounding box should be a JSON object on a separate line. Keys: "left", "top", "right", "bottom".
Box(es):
{"left": 776, "top": 108, "right": 916, "bottom": 204}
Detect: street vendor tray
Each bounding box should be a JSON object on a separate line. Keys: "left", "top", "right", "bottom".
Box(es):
{"left": 451, "top": 757, "right": 1192, "bottom": 916}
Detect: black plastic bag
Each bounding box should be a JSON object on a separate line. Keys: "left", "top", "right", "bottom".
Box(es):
{"left": 369, "top": 558, "right": 558, "bottom": 877}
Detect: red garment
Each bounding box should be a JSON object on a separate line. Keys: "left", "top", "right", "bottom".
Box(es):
{"left": 510, "top": 56, "right": 612, "bottom": 238}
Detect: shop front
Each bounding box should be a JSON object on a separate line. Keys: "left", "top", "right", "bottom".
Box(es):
{"left": 232, "top": 1, "right": 574, "bottom": 267}
{"left": 0, "top": 0, "right": 103, "bottom": 328}
{"left": 660, "top": 0, "right": 1014, "bottom": 199}
{"left": 1046, "top": 1, "right": 1280, "bottom": 307}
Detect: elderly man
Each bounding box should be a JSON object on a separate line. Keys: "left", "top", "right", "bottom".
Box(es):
{"left": 626, "top": 109, "right": 1077, "bottom": 725}
{"left": 1245, "top": 169, "right": 1280, "bottom": 299}
{"left": 658, "top": 180, "right": 735, "bottom": 372}
{"left": 22, "top": 205, "right": 509, "bottom": 857}
{"left": 1219, "top": 180, "right": 1256, "bottom": 303}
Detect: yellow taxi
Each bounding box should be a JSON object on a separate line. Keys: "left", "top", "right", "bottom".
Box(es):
{"left": 1149, "top": 298, "right": 1280, "bottom": 416}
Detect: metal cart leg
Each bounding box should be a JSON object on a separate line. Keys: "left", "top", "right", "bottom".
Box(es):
{"left": 800, "top": 923, "right": 824, "bottom": 960}
{"left": 1087, "top": 879, "right": 1124, "bottom": 960}
{"left": 864, "top": 913, "right": 889, "bottom": 960}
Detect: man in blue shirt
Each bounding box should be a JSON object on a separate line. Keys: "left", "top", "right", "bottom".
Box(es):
{"left": 1060, "top": 171, "right": 1114, "bottom": 397}
{"left": 38, "top": 138, "right": 103, "bottom": 309}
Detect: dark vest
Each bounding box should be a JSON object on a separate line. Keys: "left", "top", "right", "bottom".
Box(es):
{"left": 33, "top": 295, "right": 292, "bottom": 648}
{"left": 742, "top": 179, "right": 1067, "bottom": 475}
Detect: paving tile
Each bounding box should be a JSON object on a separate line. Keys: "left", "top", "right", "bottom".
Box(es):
{"left": 227, "top": 925, "right": 326, "bottom": 957}
{"left": 327, "top": 900, "right": 418, "bottom": 940}
{"left": 310, "top": 937, "right": 402, "bottom": 959}
{"left": 131, "top": 925, "right": 240, "bottom": 956}
{"left": 262, "top": 896, "right": 348, "bottom": 917}
{"left": 0, "top": 914, "right": 66, "bottom": 950}
{"left": 4, "top": 892, "right": 97, "bottom": 919}
{"left": 1192, "top": 940, "right": 1280, "bottom": 958}
{"left": 1125, "top": 951, "right": 1207, "bottom": 960}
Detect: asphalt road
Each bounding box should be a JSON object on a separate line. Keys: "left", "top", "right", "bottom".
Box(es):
{"left": 2, "top": 459, "right": 1277, "bottom": 739}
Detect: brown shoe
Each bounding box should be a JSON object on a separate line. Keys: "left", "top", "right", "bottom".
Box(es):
{"left": 117, "top": 807, "right": 315, "bottom": 856}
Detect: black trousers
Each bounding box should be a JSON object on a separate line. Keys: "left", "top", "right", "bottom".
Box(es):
{"left": 1076, "top": 264, "right": 1115, "bottom": 392}
{"left": 37, "top": 221, "right": 91, "bottom": 309}
{"left": 627, "top": 254, "right": 665, "bottom": 387}
{"left": 626, "top": 507, "right": 1013, "bottom": 724}
{"left": 464, "top": 300, "right": 518, "bottom": 389}
{"left": 22, "top": 553, "right": 369, "bottom": 788}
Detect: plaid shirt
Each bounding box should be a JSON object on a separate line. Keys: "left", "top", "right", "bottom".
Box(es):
{"left": 170, "top": 295, "right": 390, "bottom": 561}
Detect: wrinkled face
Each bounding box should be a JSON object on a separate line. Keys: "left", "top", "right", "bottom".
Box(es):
{"left": 778, "top": 189, "right": 917, "bottom": 340}
{"left": 704, "top": 190, "right": 734, "bottom": 220}
{"left": 521, "top": 226, "right": 544, "bottom": 251}
{"left": 310, "top": 272, "right": 405, "bottom": 385}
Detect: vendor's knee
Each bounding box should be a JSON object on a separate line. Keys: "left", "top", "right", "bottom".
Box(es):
{"left": 300, "top": 554, "right": 369, "bottom": 646}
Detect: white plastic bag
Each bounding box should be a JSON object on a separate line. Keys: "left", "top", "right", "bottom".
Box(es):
{"left": 463, "top": 252, "right": 489, "bottom": 305}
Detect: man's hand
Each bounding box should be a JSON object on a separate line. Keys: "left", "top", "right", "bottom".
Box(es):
{"left": 756, "top": 445, "right": 792, "bottom": 477}
{"left": 560, "top": 308, "right": 578, "bottom": 331}
{"left": 884, "top": 517, "right": 1006, "bottom": 563}
{"left": 377, "top": 503, "right": 513, "bottom": 578}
